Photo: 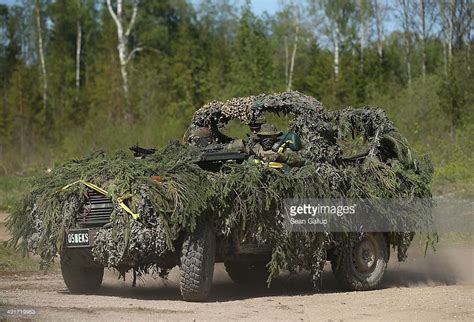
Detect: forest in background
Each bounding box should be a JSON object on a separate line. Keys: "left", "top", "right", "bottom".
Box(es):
{"left": 0, "top": 0, "right": 472, "bottom": 196}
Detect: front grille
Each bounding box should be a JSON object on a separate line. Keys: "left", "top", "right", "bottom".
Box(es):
{"left": 79, "top": 189, "right": 114, "bottom": 227}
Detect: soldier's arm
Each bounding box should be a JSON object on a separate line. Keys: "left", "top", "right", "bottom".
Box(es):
{"left": 279, "top": 150, "right": 305, "bottom": 167}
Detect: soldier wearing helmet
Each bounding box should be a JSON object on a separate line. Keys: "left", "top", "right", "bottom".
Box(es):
{"left": 248, "top": 115, "right": 266, "bottom": 135}
{"left": 246, "top": 115, "right": 266, "bottom": 152}
{"left": 189, "top": 127, "right": 214, "bottom": 148}
{"left": 249, "top": 123, "right": 304, "bottom": 167}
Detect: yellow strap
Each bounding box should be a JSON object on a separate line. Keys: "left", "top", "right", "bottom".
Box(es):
{"left": 253, "top": 159, "right": 285, "bottom": 169}
{"left": 61, "top": 180, "right": 140, "bottom": 219}
{"left": 117, "top": 199, "right": 140, "bottom": 220}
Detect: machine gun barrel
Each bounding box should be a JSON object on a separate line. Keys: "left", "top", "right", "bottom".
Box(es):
{"left": 199, "top": 151, "right": 248, "bottom": 162}
{"left": 130, "top": 145, "right": 157, "bottom": 158}
{"left": 196, "top": 142, "right": 248, "bottom": 165}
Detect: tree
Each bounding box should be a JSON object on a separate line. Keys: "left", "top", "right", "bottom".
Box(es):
{"left": 35, "top": 0, "right": 48, "bottom": 123}
{"left": 276, "top": 1, "right": 301, "bottom": 91}
{"left": 357, "top": 0, "right": 371, "bottom": 71}
{"left": 229, "top": 2, "right": 275, "bottom": 95}
{"left": 318, "top": 0, "right": 357, "bottom": 80}
{"left": 371, "top": 0, "right": 388, "bottom": 61}
{"left": 396, "top": 0, "right": 415, "bottom": 85}
{"left": 439, "top": 0, "right": 473, "bottom": 74}
{"left": 438, "top": 54, "right": 472, "bottom": 140}
{"left": 106, "top": 0, "right": 140, "bottom": 120}
{"left": 411, "top": 1, "right": 438, "bottom": 79}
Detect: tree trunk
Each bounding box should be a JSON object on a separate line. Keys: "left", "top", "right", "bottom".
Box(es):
{"left": 360, "top": 11, "right": 364, "bottom": 71}
{"left": 372, "top": 0, "right": 384, "bottom": 61}
{"left": 447, "top": 0, "right": 454, "bottom": 63}
{"left": 106, "top": 0, "right": 138, "bottom": 121}
{"left": 399, "top": 0, "right": 412, "bottom": 86}
{"left": 466, "top": 0, "right": 472, "bottom": 71}
{"left": 18, "top": 69, "right": 24, "bottom": 164}
{"left": 75, "top": 18, "right": 82, "bottom": 98}
{"left": 334, "top": 26, "right": 340, "bottom": 79}
{"left": 443, "top": 40, "right": 448, "bottom": 76}
{"left": 287, "top": 23, "right": 299, "bottom": 91}
{"left": 35, "top": 0, "right": 48, "bottom": 120}
{"left": 284, "top": 35, "right": 289, "bottom": 87}
{"left": 407, "top": 59, "right": 412, "bottom": 86}
{"left": 420, "top": 0, "right": 426, "bottom": 80}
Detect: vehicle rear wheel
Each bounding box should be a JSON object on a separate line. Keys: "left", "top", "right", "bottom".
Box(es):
{"left": 332, "top": 233, "right": 388, "bottom": 291}
{"left": 60, "top": 261, "right": 104, "bottom": 294}
{"left": 179, "top": 222, "right": 215, "bottom": 302}
{"left": 224, "top": 260, "right": 269, "bottom": 286}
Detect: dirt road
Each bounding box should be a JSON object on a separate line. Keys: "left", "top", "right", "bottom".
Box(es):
{"left": 0, "top": 242, "right": 473, "bottom": 321}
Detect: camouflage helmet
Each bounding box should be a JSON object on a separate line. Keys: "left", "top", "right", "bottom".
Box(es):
{"left": 190, "top": 127, "right": 212, "bottom": 138}
{"left": 257, "top": 123, "right": 282, "bottom": 136}
{"left": 249, "top": 115, "right": 266, "bottom": 127}
{"left": 189, "top": 127, "right": 213, "bottom": 147}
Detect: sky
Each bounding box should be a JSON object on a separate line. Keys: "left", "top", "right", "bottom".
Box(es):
{"left": 247, "top": 0, "right": 280, "bottom": 15}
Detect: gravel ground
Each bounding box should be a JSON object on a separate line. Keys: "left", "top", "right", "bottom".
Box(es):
{"left": 0, "top": 241, "right": 472, "bottom": 321}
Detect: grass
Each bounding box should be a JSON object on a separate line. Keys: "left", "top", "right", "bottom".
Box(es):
{"left": 432, "top": 157, "right": 474, "bottom": 198}
{"left": 0, "top": 243, "right": 41, "bottom": 273}
{"left": 436, "top": 233, "right": 473, "bottom": 245}
{"left": 0, "top": 176, "right": 31, "bottom": 211}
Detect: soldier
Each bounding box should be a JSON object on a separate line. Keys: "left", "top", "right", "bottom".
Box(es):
{"left": 246, "top": 115, "right": 266, "bottom": 151}
{"left": 188, "top": 127, "right": 214, "bottom": 148}
{"left": 250, "top": 123, "right": 305, "bottom": 168}
{"left": 248, "top": 115, "right": 266, "bottom": 135}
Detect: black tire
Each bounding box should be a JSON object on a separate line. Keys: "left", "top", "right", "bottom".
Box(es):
{"left": 60, "top": 261, "right": 104, "bottom": 294}
{"left": 179, "top": 222, "right": 215, "bottom": 302}
{"left": 332, "top": 233, "right": 388, "bottom": 291}
{"left": 224, "top": 260, "right": 269, "bottom": 286}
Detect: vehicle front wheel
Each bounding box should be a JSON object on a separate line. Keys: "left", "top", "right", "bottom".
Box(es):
{"left": 60, "top": 260, "right": 104, "bottom": 294}
{"left": 332, "top": 233, "right": 388, "bottom": 291}
{"left": 179, "top": 222, "right": 215, "bottom": 302}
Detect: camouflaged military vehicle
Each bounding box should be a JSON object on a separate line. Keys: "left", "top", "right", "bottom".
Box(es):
{"left": 11, "top": 92, "right": 432, "bottom": 302}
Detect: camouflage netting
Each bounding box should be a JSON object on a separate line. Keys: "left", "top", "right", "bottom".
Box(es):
{"left": 7, "top": 91, "right": 435, "bottom": 289}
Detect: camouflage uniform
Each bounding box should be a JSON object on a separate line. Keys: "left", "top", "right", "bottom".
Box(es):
{"left": 249, "top": 123, "right": 305, "bottom": 167}
{"left": 189, "top": 127, "right": 213, "bottom": 148}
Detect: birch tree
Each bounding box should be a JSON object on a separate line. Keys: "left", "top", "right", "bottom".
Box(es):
{"left": 412, "top": 0, "right": 438, "bottom": 79}
{"left": 396, "top": 0, "right": 415, "bottom": 86}
{"left": 35, "top": 0, "right": 48, "bottom": 118}
{"left": 358, "top": 0, "right": 371, "bottom": 70}
{"left": 75, "top": 0, "right": 82, "bottom": 102}
{"left": 319, "top": 0, "right": 357, "bottom": 80}
{"left": 439, "top": 0, "right": 473, "bottom": 70}
{"left": 439, "top": 1, "right": 452, "bottom": 74}
{"left": 371, "top": 0, "right": 388, "bottom": 60}
{"left": 287, "top": 19, "right": 299, "bottom": 91}
{"left": 278, "top": 1, "right": 301, "bottom": 91}
{"left": 106, "top": 0, "right": 140, "bottom": 119}
{"left": 466, "top": 0, "right": 472, "bottom": 69}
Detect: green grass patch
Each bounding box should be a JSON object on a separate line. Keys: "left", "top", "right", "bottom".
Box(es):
{"left": 436, "top": 232, "right": 473, "bottom": 245}
{"left": 432, "top": 160, "right": 474, "bottom": 198}
{"left": 0, "top": 243, "right": 40, "bottom": 272}
{"left": 0, "top": 176, "right": 31, "bottom": 211}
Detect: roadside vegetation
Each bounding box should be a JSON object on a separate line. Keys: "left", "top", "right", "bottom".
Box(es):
{"left": 0, "top": 1, "right": 471, "bottom": 232}
{"left": 0, "top": 243, "right": 42, "bottom": 273}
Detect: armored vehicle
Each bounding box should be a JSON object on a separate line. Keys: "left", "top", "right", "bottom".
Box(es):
{"left": 11, "top": 92, "right": 432, "bottom": 302}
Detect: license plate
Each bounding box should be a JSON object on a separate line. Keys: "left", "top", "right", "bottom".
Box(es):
{"left": 65, "top": 229, "right": 91, "bottom": 248}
